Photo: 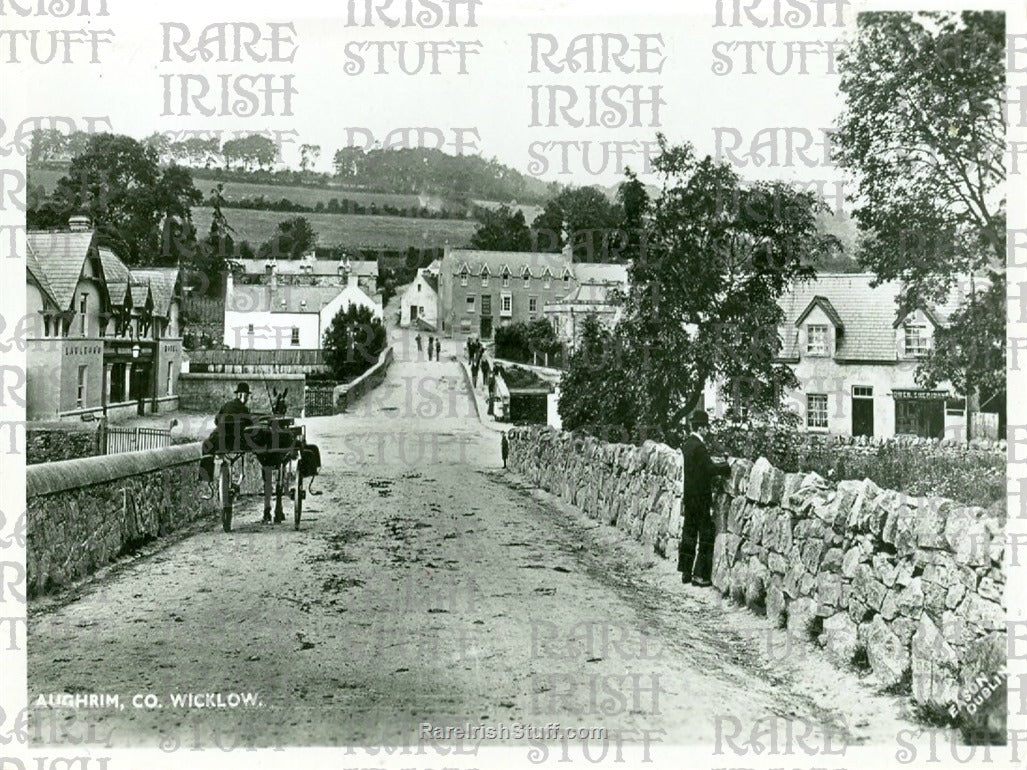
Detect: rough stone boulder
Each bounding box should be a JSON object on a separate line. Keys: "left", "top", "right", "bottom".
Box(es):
{"left": 911, "top": 615, "right": 960, "bottom": 708}
{"left": 786, "top": 597, "right": 817, "bottom": 641}
{"left": 862, "top": 614, "right": 909, "bottom": 688}
{"left": 746, "top": 457, "right": 785, "bottom": 505}
{"left": 821, "top": 612, "right": 859, "bottom": 666}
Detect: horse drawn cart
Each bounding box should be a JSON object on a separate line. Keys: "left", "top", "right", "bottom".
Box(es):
{"left": 202, "top": 413, "right": 320, "bottom": 532}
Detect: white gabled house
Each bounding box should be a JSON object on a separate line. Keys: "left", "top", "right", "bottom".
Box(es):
{"left": 704, "top": 273, "right": 995, "bottom": 441}
{"left": 399, "top": 269, "right": 439, "bottom": 329}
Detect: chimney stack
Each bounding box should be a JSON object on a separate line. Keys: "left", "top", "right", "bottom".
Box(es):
{"left": 68, "top": 214, "right": 92, "bottom": 232}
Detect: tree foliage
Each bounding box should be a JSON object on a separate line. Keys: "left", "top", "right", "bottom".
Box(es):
{"left": 559, "top": 136, "right": 836, "bottom": 446}
{"left": 322, "top": 304, "right": 387, "bottom": 381}
{"left": 469, "top": 204, "right": 532, "bottom": 252}
{"left": 834, "top": 10, "right": 1005, "bottom": 416}
{"left": 257, "top": 216, "right": 317, "bottom": 260}
{"left": 530, "top": 185, "right": 626, "bottom": 261}
{"left": 28, "top": 133, "right": 202, "bottom": 265}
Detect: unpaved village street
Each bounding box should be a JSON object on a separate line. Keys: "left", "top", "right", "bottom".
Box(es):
{"left": 27, "top": 330, "right": 929, "bottom": 753}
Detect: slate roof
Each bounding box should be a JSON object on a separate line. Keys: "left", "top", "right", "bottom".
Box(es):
{"left": 131, "top": 268, "right": 179, "bottom": 316}
{"left": 547, "top": 282, "right": 621, "bottom": 307}
{"left": 26, "top": 242, "right": 56, "bottom": 305}
{"left": 228, "top": 284, "right": 352, "bottom": 314}
{"left": 26, "top": 230, "right": 97, "bottom": 310}
{"left": 422, "top": 272, "right": 439, "bottom": 293}
{"left": 795, "top": 295, "right": 844, "bottom": 330}
{"left": 776, "top": 273, "right": 979, "bottom": 362}
{"left": 129, "top": 282, "right": 152, "bottom": 309}
{"left": 235, "top": 258, "right": 378, "bottom": 278}
{"left": 446, "top": 249, "right": 571, "bottom": 278}
{"left": 98, "top": 248, "right": 131, "bottom": 305}
{"left": 573, "top": 263, "right": 629, "bottom": 286}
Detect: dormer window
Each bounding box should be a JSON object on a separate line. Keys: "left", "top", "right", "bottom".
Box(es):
{"left": 904, "top": 322, "right": 930, "bottom": 357}
{"left": 522, "top": 268, "right": 531, "bottom": 288}
{"left": 481, "top": 267, "right": 490, "bottom": 288}
{"left": 502, "top": 269, "right": 510, "bottom": 288}
{"left": 460, "top": 265, "right": 469, "bottom": 287}
{"left": 806, "top": 324, "right": 829, "bottom": 356}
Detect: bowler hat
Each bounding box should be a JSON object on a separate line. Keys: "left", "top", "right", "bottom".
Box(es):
{"left": 235, "top": 382, "right": 250, "bottom": 395}
{"left": 690, "top": 410, "right": 710, "bottom": 429}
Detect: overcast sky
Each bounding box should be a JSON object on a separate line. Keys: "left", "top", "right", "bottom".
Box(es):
{"left": 11, "top": 0, "right": 999, "bottom": 193}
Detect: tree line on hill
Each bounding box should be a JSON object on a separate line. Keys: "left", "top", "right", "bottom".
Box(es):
{"left": 29, "top": 129, "right": 556, "bottom": 206}
{"left": 204, "top": 192, "right": 471, "bottom": 221}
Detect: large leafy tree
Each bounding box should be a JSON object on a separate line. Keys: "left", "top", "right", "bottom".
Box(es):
{"left": 605, "top": 136, "right": 833, "bottom": 445}
{"left": 322, "top": 304, "right": 387, "bottom": 381}
{"left": 469, "top": 204, "right": 532, "bottom": 251}
{"left": 834, "top": 11, "right": 1005, "bottom": 428}
{"left": 34, "top": 133, "right": 202, "bottom": 265}
{"left": 530, "top": 185, "right": 625, "bottom": 261}
{"left": 257, "top": 216, "right": 317, "bottom": 260}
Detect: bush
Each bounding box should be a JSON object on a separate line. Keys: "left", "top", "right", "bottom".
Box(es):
{"left": 706, "top": 421, "right": 1004, "bottom": 508}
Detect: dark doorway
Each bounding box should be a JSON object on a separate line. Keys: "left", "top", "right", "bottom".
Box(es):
{"left": 480, "top": 316, "right": 493, "bottom": 338}
{"left": 852, "top": 386, "right": 874, "bottom": 436}
{"left": 895, "top": 398, "right": 944, "bottom": 438}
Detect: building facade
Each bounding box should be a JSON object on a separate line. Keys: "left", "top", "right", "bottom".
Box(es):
{"left": 706, "top": 273, "right": 987, "bottom": 441}
{"left": 25, "top": 223, "right": 183, "bottom": 421}
{"left": 437, "top": 246, "right": 628, "bottom": 339}
{"left": 223, "top": 261, "right": 382, "bottom": 350}
{"left": 399, "top": 269, "right": 439, "bottom": 328}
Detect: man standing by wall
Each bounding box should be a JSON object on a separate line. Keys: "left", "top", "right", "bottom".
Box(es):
{"left": 677, "top": 410, "right": 730, "bottom": 586}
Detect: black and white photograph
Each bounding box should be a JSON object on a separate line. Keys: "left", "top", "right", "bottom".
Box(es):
{"left": 1, "top": 0, "right": 1024, "bottom": 767}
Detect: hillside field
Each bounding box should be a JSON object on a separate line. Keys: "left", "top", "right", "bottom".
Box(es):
{"left": 195, "top": 206, "right": 477, "bottom": 251}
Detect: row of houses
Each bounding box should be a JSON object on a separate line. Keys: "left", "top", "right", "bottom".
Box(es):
{"left": 400, "top": 246, "right": 628, "bottom": 344}
{"left": 400, "top": 245, "right": 995, "bottom": 441}
{"left": 25, "top": 216, "right": 184, "bottom": 421}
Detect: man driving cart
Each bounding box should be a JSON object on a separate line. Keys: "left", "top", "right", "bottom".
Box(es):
{"left": 199, "top": 382, "right": 255, "bottom": 499}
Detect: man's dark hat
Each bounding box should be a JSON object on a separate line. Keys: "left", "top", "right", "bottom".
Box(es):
{"left": 690, "top": 409, "right": 710, "bottom": 429}
{"left": 235, "top": 382, "right": 250, "bottom": 395}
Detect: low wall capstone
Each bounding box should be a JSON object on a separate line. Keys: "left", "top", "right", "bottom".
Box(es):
{"left": 334, "top": 347, "right": 394, "bottom": 413}
{"left": 27, "top": 442, "right": 217, "bottom": 596}
{"left": 506, "top": 426, "right": 1005, "bottom": 734}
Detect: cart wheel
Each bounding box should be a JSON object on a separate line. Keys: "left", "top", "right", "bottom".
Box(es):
{"left": 219, "top": 459, "right": 233, "bottom": 532}
{"left": 294, "top": 469, "right": 303, "bottom": 530}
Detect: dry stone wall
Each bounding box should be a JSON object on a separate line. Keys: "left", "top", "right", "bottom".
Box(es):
{"left": 507, "top": 426, "right": 1006, "bottom": 731}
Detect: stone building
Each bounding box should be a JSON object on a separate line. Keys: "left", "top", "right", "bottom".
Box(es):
{"left": 25, "top": 219, "right": 183, "bottom": 421}
{"left": 437, "top": 246, "right": 627, "bottom": 339}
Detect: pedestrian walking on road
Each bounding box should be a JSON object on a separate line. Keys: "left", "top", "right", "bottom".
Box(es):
{"left": 466, "top": 337, "right": 472, "bottom": 363}
{"left": 480, "top": 357, "right": 490, "bottom": 389}
{"left": 428, "top": 336, "right": 434, "bottom": 361}
{"left": 501, "top": 432, "right": 509, "bottom": 468}
{"left": 415, "top": 333, "right": 423, "bottom": 353}
{"left": 677, "top": 410, "right": 731, "bottom": 587}
{"left": 471, "top": 358, "right": 479, "bottom": 386}
{"left": 435, "top": 338, "right": 441, "bottom": 361}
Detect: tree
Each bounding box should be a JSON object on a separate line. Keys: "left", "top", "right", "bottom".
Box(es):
{"left": 257, "top": 216, "right": 317, "bottom": 260}
{"left": 322, "top": 304, "right": 387, "bottom": 381}
{"left": 558, "top": 315, "right": 637, "bottom": 441}
{"left": 568, "top": 136, "right": 835, "bottom": 446}
{"left": 35, "top": 133, "right": 202, "bottom": 265}
{"left": 530, "top": 186, "right": 625, "bottom": 260}
{"left": 299, "top": 143, "right": 321, "bottom": 173}
{"left": 185, "top": 183, "right": 241, "bottom": 297}
{"left": 834, "top": 11, "right": 1005, "bottom": 433}
{"left": 469, "top": 204, "right": 532, "bottom": 251}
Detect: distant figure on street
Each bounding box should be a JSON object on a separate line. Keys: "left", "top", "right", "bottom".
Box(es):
{"left": 415, "top": 333, "right": 423, "bottom": 353}
{"left": 677, "top": 410, "right": 731, "bottom": 587}
{"left": 471, "top": 358, "right": 479, "bottom": 386}
{"left": 466, "top": 337, "right": 473, "bottom": 363}
{"left": 480, "top": 358, "right": 491, "bottom": 390}
{"left": 435, "top": 338, "right": 441, "bottom": 360}
{"left": 428, "top": 335, "right": 434, "bottom": 361}
{"left": 501, "top": 432, "right": 509, "bottom": 468}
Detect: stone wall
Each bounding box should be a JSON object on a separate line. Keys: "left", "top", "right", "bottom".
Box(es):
{"left": 27, "top": 443, "right": 217, "bottom": 596}
{"left": 334, "top": 347, "right": 394, "bottom": 412}
{"left": 506, "top": 426, "right": 1006, "bottom": 734}
{"left": 178, "top": 373, "right": 306, "bottom": 415}
{"left": 26, "top": 423, "right": 100, "bottom": 464}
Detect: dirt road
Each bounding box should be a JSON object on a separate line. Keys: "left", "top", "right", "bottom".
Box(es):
{"left": 27, "top": 331, "right": 926, "bottom": 755}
